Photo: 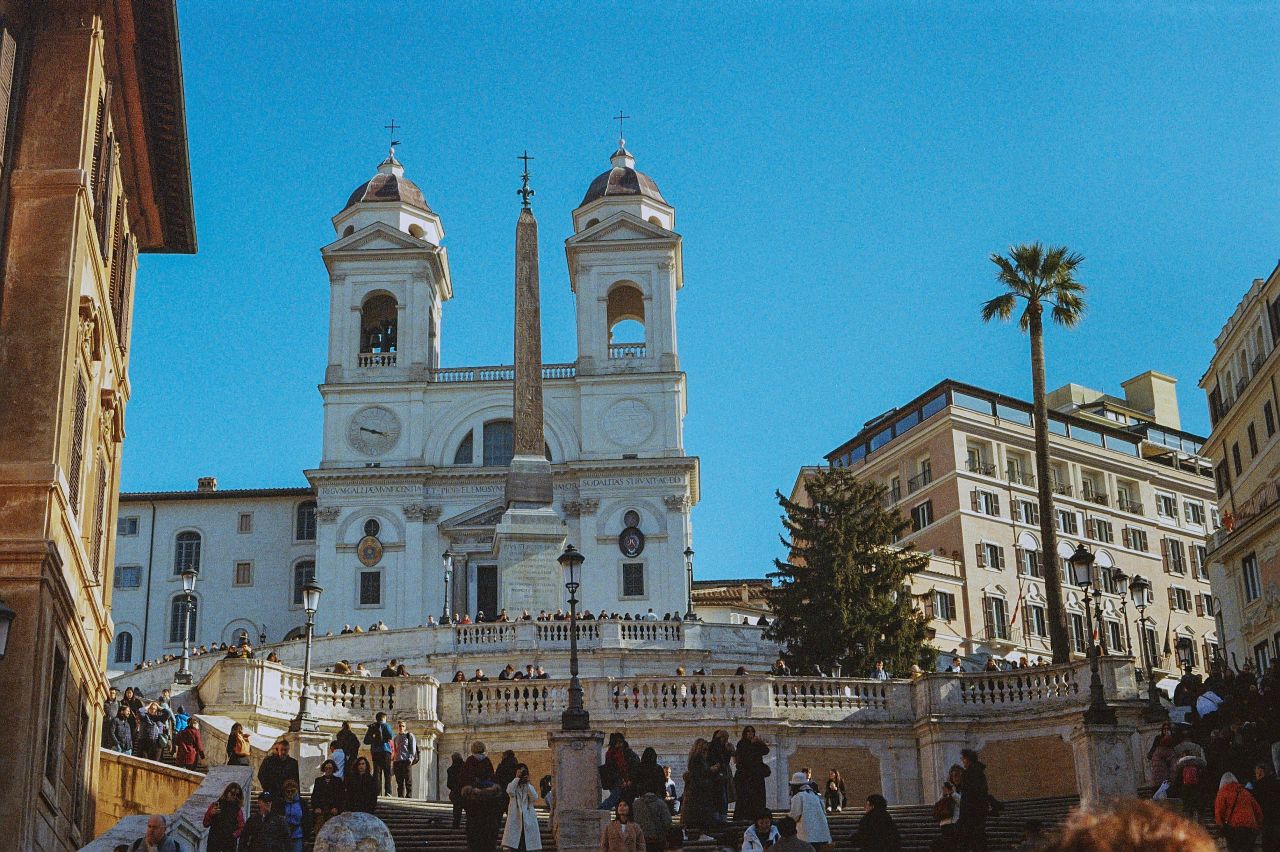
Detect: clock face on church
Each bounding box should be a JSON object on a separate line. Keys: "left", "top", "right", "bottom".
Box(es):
{"left": 347, "top": 406, "right": 401, "bottom": 456}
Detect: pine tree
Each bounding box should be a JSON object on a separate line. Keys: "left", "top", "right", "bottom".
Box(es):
{"left": 766, "top": 467, "right": 932, "bottom": 677}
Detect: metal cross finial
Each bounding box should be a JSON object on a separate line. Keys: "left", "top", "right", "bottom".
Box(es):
{"left": 385, "top": 119, "right": 401, "bottom": 156}
{"left": 614, "top": 109, "right": 631, "bottom": 149}
{"left": 517, "top": 150, "right": 535, "bottom": 209}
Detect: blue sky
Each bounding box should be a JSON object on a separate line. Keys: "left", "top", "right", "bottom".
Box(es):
{"left": 128, "top": 2, "right": 1280, "bottom": 580}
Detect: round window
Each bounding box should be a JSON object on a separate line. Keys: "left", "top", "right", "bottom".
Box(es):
{"left": 623, "top": 510, "right": 641, "bottom": 529}
{"left": 364, "top": 518, "right": 381, "bottom": 538}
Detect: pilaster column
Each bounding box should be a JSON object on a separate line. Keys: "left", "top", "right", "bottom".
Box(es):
{"left": 1068, "top": 722, "right": 1140, "bottom": 808}
{"left": 547, "top": 729, "right": 607, "bottom": 852}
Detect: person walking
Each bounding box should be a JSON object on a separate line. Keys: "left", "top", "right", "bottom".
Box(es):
{"left": 346, "top": 757, "right": 380, "bottom": 814}
{"left": 709, "top": 730, "right": 736, "bottom": 821}
{"left": 461, "top": 741, "right": 504, "bottom": 852}
{"left": 310, "top": 759, "right": 346, "bottom": 837}
{"left": 600, "top": 800, "right": 646, "bottom": 852}
{"left": 633, "top": 788, "right": 673, "bottom": 852}
{"left": 200, "top": 782, "right": 244, "bottom": 852}
{"left": 239, "top": 793, "right": 289, "bottom": 852}
{"left": 136, "top": 702, "right": 169, "bottom": 761}
{"left": 225, "top": 722, "right": 251, "bottom": 767}
{"left": 1174, "top": 747, "right": 1208, "bottom": 822}
{"left": 173, "top": 718, "right": 205, "bottom": 770}
{"left": 788, "top": 772, "right": 831, "bottom": 849}
{"left": 258, "top": 739, "right": 300, "bottom": 800}
{"left": 364, "top": 711, "right": 394, "bottom": 796}
{"left": 851, "top": 794, "right": 900, "bottom": 851}
{"left": 956, "top": 749, "right": 990, "bottom": 852}
{"left": 496, "top": 748, "right": 520, "bottom": 813}
{"left": 600, "top": 732, "right": 641, "bottom": 810}
{"left": 1249, "top": 762, "right": 1280, "bottom": 851}
{"left": 279, "top": 779, "right": 308, "bottom": 852}
{"left": 1148, "top": 722, "right": 1176, "bottom": 790}
{"left": 502, "top": 763, "right": 542, "bottom": 851}
{"left": 336, "top": 721, "right": 361, "bottom": 771}
{"left": 1215, "top": 771, "right": 1263, "bottom": 852}
{"left": 681, "top": 738, "right": 718, "bottom": 842}
{"left": 734, "top": 727, "right": 770, "bottom": 822}
{"left": 447, "top": 752, "right": 466, "bottom": 829}
{"left": 105, "top": 706, "right": 133, "bottom": 755}
{"left": 391, "top": 720, "right": 419, "bottom": 798}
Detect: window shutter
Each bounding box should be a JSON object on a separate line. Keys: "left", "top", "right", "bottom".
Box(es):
{"left": 1195, "top": 595, "right": 1204, "bottom": 617}
{"left": 1161, "top": 538, "right": 1170, "bottom": 572}
{"left": 982, "top": 598, "right": 994, "bottom": 635}
{"left": 974, "top": 543, "right": 986, "bottom": 568}
{"left": 0, "top": 28, "right": 16, "bottom": 173}
{"left": 1014, "top": 546, "right": 1024, "bottom": 572}
{"left": 992, "top": 494, "right": 1000, "bottom": 516}
{"left": 1167, "top": 586, "right": 1176, "bottom": 608}
{"left": 1030, "top": 503, "right": 1039, "bottom": 525}
{"left": 1011, "top": 500, "right": 1019, "bottom": 520}
{"left": 922, "top": 593, "right": 935, "bottom": 620}
{"left": 996, "top": 546, "right": 1006, "bottom": 569}
{"left": 970, "top": 490, "right": 980, "bottom": 512}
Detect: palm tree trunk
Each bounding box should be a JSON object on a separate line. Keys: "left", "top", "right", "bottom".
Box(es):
{"left": 1029, "top": 304, "right": 1070, "bottom": 663}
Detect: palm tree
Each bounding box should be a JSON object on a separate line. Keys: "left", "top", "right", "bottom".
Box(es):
{"left": 981, "top": 243, "right": 1086, "bottom": 664}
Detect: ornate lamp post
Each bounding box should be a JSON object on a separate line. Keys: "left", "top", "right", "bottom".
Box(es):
{"left": 289, "top": 578, "right": 323, "bottom": 733}
{"left": 0, "top": 598, "right": 16, "bottom": 659}
{"left": 175, "top": 567, "right": 198, "bottom": 684}
{"left": 1175, "top": 636, "right": 1195, "bottom": 676}
{"left": 1068, "top": 544, "right": 1115, "bottom": 725}
{"left": 558, "top": 544, "right": 589, "bottom": 731}
{"left": 683, "top": 546, "right": 697, "bottom": 621}
{"left": 441, "top": 550, "right": 454, "bottom": 625}
{"left": 1128, "top": 573, "right": 1164, "bottom": 719}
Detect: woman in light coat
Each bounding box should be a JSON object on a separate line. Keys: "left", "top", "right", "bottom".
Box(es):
{"left": 502, "top": 763, "right": 542, "bottom": 851}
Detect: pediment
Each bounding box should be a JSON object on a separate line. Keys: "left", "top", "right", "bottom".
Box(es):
{"left": 322, "top": 221, "right": 429, "bottom": 254}
{"left": 440, "top": 498, "right": 508, "bottom": 530}
{"left": 566, "top": 211, "right": 675, "bottom": 247}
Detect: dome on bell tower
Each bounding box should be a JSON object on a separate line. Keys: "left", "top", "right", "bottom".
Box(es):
{"left": 343, "top": 153, "right": 433, "bottom": 213}
{"left": 580, "top": 146, "right": 666, "bottom": 206}
{"left": 332, "top": 150, "right": 444, "bottom": 245}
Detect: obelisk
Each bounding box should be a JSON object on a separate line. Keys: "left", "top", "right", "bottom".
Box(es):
{"left": 495, "top": 152, "right": 567, "bottom": 615}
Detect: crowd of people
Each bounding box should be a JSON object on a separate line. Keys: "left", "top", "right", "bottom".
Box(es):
{"left": 101, "top": 685, "right": 207, "bottom": 771}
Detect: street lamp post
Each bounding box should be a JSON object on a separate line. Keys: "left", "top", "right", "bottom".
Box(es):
{"left": 1128, "top": 573, "right": 1165, "bottom": 719}
{"left": 1067, "top": 544, "right": 1116, "bottom": 725}
{"left": 175, "top": 567, "right": 198, "bottom": 685}
{"left": 1175, "top": 636, "right": 1195, "bottom": 676}
{"left": 683, "top": 547, "right": 697, "bottom": 621}
{"left": 558, "top": 544, "right": 589, "bottom": 731}
{"left": 290, "top": 578, "right": 323, "bottom": 733}
{"left": 441, "top": 550, "right": 454, "bottom": 625}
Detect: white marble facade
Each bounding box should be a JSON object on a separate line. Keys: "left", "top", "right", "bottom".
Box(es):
{"left": 110, "top": 145, "right": 700, "bottom": 664}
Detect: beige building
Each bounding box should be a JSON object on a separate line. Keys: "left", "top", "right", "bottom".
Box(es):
{"left": 796, "top": 375, "right": 1218, "bottom": 677}
{"left": 1200, "top": 262, "right": 1280, "bottom": 674}
{"left": 0, "top": 2, "right": 194, "bottom": 849}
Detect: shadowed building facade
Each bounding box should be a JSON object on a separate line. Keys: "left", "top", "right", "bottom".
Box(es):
{"left": 0, "top": 1, "right": 195, "bottom": 848}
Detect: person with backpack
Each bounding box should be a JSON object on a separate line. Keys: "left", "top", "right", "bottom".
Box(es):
{"left": 364, "top": 711, "right": 394, "bottom": 796}
{"left": 1216, "top": 771, "right": 1263, "bottom": 851}
{"left": 1174, "top": 748, "right": 1208, "bottom": 821}
{"left": 787, "top": 772, "right": 831, "bottom": 849}
{"left": 391, "top": 719, "right": 419, "bottom": 798}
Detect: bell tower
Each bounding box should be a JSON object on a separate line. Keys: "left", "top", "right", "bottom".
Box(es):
{"left": 565, "top": 143, "right": 682, "bottom": 376}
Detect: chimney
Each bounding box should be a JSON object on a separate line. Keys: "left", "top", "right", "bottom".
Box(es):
{"left": 197, "top": 477, "right": 218, "bottom": 492}
{"left": 1121, "top": 371, "right": 1181, "bottom": 430}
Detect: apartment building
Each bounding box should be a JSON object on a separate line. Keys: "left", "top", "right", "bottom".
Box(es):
{"left": 1201, "top": 262, "right": 1280, "bottom": 674}
{"left": 808, "top": 373, "right": 1218, "bottom": 676}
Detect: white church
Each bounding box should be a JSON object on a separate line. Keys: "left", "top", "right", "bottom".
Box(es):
{"left": 109, "top": 142, "right": 701, "bottom": 667}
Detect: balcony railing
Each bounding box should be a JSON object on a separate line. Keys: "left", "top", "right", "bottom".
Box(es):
{"left": 1005, "top": 468, "right": 1035, "bottom": 487}
{"left": 1117, "top": 497, "right": 1144, "bottom": 515}
{"left": 881, "top": 486, "right": 901, "bottom": 507}
{"left": 431, "top": 363, "right": 577, "bottom": 383}
{"left": 1052, "top": 481, "right": 1072, "bottom": 497}
{"left": 608, "top": 343, "right": 646, "bottom": 359}
{"left": 1210, "top": 478, "right": 1280, "bottom": 554}
{"left": 358, "top": 351, "right": 397, "bottom": 368}
{"left": 966, "top": 460, "right": 996, "bottom": 476}
{"left": 1084, "top": 490, "right": 1110, "bottom": 507}
{"left": 907, "top": 470, "right": 933, "bottom": 492}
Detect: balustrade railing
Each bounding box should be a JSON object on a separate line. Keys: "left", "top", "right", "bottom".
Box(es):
{"left": 954, "top": 666, "right": 1080, "bottom": 706}
{"left": 432, "top": 363, "right": 576, "bottom": 383}
{"left": 455, "top": 623, "right": 519, "bottom": 646}
{"left": 608, "top": 343, "right": 647, "bottom": 359}
{"left": 357, "top": 351, "right": 396, "bottom": 368}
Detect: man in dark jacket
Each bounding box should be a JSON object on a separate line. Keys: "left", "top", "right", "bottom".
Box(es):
{"left": 1251, "top": 762, "right": 1280, "bottom": 851}
{"left": 103, "top": 687, "right": 121, "bottom": 725}
{"left": 239, "top": 792, "right": 290, "bottom": 852}
{"left": 364, "top": 712, "right": 394, "bottom": 796}
{"left": 258, "top": 739, "right": 300, "bottom": 799}
{"left": 957, "top": 749, "right": 990, "bottom": 852}
{"left": 104, "top": 706, "right": 132, "bottom": 754}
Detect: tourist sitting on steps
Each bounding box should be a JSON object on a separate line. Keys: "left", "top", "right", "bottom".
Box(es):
{"left": 770, "top": 817, "right": 814, "bottom": 852}
{"left": 600, "top": 800, "right": 646, "bottom": 852}
{"left": 741, "top": 810, "right": 779, "bottom": 852}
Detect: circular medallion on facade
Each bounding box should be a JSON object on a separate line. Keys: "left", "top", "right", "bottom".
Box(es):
{"left": 364, "top": 518, "right": 381, "bottom": 538}
{"left": 357, "top": 535, "right": 384, "bottom": 567}
{"left": 602, "top": 398, "right": 655, "bottom": 448}
{"left": 623, "top": 509, "right": 641, "bottom": 529}
{"left": 347, "top": 406, "right": 402, "bottom": 456}
{"left": 618, "top": 526, "right": 645, "bottom": 558}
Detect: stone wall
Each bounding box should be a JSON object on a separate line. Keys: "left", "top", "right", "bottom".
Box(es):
{"left": 979, "top": 734, "right": 1078, "bottom": 799}
{"left": 94, "top": 750, "right": 204, "bottom": 839}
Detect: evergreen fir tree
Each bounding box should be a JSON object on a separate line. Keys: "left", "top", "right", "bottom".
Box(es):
{"left": 766, "top": 466, "right": 932, "bottom": 676}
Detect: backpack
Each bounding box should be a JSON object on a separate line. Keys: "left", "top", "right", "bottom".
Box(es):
{"left": 1181, "top": 764, "right": 1202, "bottom": 787}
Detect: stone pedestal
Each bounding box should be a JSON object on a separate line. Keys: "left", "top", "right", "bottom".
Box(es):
{"left": 548, "top": 729, "right": 608, "bottom": 852}
{"left": 496, "top": 501, "right": 566, "bottom": 616}
{"left": 284, "top": 729, "right": 333, "bottom": 789}
{"left": 1069, "top": 722, "right": 1140, "bottom": 809}
{"left": 313, "top": 811, "right": 395, "bottom": 852}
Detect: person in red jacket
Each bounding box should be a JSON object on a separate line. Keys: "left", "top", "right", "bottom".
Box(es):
{"left": 173, "top": 718, "right": 205, "bottom": 770}
{"left": 1215, "top": 772, "right": 1263, "bottom": 852}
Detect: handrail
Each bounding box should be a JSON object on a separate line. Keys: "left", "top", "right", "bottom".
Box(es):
{"left": 432, "top": 363, "right": 577, "bottom": 383}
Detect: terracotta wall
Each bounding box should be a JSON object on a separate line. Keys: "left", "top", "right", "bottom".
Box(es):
{"left": 977, "top": 735, "right": 1077, "bottom": 799}
{"left": 787, "top": 746, "right": 879, "bottom": 809}
{"left": 94, "top": 750, "right": 204, "bottom": 838}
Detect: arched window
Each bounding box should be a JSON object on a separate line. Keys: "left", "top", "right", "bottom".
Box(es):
{"left": 174, "top": 531, "right": 201, "bottom": 575}
{"left": 293, "top": 560, "right": 316, "bottom": 606}
{"left": 113, "top": 631, "right": 133, "bottom": 664}
{"left": 168, "top": 595, "right": 197, "bottom": 644}
{"left": 360, "top": 294, "right": 398, "bottom": 354}
{"left": 453, "top": 431, "right": 474, "bottom": 465}
{"left": 606, "top": 282, "right": 645, "bottom": 353}
{"left": 295, "top": 500, "right": 317, "bottom": 542}
{"left": 482, "top": 420, "right": 514, "bottom": 467}
{"left": 342, "top": 224, "right": 355, "bottom": 237}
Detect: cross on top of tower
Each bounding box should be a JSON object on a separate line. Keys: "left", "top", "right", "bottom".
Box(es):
{"left": 517, "top": 150, "right": 535, "bottom": 209}
{"left": 385, "top": 118, "right": 401, "bottom": 158}
{"left": 614, "top": 109, "right": 631, "bottom": 150}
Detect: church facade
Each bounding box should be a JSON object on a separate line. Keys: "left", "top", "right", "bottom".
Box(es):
{"left": 110, "top": 145, "right": 700, "bottom": 665}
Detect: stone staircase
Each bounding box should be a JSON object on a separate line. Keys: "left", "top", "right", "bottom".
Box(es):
{"left": 354, "top": 793, "right": 1081, "bottom": 851}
